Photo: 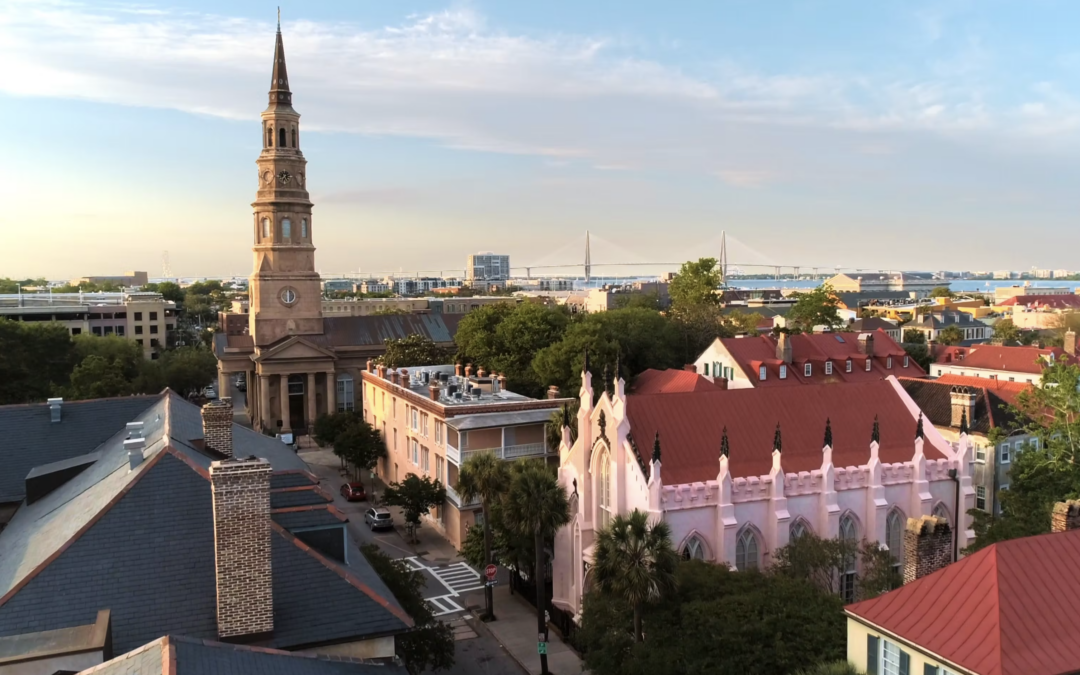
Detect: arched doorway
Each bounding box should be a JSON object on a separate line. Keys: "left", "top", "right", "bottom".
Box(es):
{"left": 287, "top": 374, "right": 306, "bottom": 432}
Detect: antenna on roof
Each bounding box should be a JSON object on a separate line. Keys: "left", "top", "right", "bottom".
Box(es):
{"left": 277, "top": 6, "right": 281, "bottom": 31}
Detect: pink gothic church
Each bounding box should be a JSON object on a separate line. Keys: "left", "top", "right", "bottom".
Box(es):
{"left": 551, "top": 365, "right": 977, "bottom": 620}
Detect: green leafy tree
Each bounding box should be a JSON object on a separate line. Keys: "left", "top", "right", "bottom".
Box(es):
{"left": 383, "top": 474, "right": 447, "bottom": 543}
{"left": 929, "top": 286, "right": 955, "bottom": 298}
{"left": 771, "top": 532, "right": 899, "bottom": 601}
{"left": 993, "top": 318, "right": 1021, "bottom": 344}
{"left": 967, "top": 362, "right": 1080, "bottom": 552}
{"left": 722, "top": 309, "right": 767, "bottom": 335}
{"left": 578, "top": 561, "right": 846, "bottom": 675}
{"left": 457, "top": 451, "right": 511, "bottom": 620}
{"left": 786, "top": 284, "right": 843, "bottom": 333}
{"left": 669, "top": 258, "right": 722, "bottom": 310}
{"left": 378, "top": 334, "right": 453, "bottom": 368}
{"left": 902, "top": 329, "right": 926, "bottom": 344}
{"left": 312, "top": 410, "right": 365, "bottom": 447}
{"left": 546, "top": 400, "right": 579, "bottom": 454}
{"left": 69, "top": 355, "right": 133, "bottom": 399}
{"left": 0, "top": 320, "right": 77, "bottom": 404}
{"left": 593, "top": 509, "right": 679, "bottom": 642}
{"left": 454, "top": 302, "right": 571, "bottom": 398}
{"left": 902, "top": 341, "right": 931, "bottom": 371}
{"left": 502, "top": 459, "right": 571, "bottom": 675}
{"left": 936, "top": 324, "right": 965, "bottom": 346}
{"left": 334, "top": 419, "right": 388, "bottom": 494}
{"left": 141, "top": 281, "right": 185, "bottom": 303}
{"left": 611, "top": 289, "right": 663, "bottom": 311}
{"left": 360, "top": 544, "right": 454, "bottom": 674}
{"left": 159, "top": 346, "right": 217, "bottom": 396}
{"left": 795, "top": 662, "right": 862, "bottom": 675}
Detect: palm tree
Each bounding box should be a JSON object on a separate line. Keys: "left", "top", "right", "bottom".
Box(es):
{"left": 503, "top": 459, "right": 571, "bottom": 675}
{"left": 593, "top": 509, "right": 679, "bottom": 643}
{"left": 457, "top": 451, "right": 510, "bottom": 621}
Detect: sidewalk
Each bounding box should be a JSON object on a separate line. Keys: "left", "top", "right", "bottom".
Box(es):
{"left": 463, "top": 584, "right": 585, "bottom": 675}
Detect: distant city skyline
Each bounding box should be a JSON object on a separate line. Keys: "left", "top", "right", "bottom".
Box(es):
{"left": 4, "top": 0, "right": 1080, "bottom": 278}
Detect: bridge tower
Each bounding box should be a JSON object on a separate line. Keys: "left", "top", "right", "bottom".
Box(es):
{"left": 584, "top": 230, "right": 591, "bottom": 283}
{"left": 719, "top": 230, "right": 728, "bottom": 287}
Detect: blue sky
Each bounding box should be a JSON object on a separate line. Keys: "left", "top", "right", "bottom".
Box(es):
{"left": 2, "top": 0, "right": 1080, "bottom": 279}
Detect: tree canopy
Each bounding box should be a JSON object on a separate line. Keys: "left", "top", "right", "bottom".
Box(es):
{"left": 383, "top": 474, "right": 447, "bottom": 543}
{"left": 668, "top": 258, "right": 722, "bottom": 310}
{"left": 992, "top": 318, "right": 1022, "bottom": 344}
{"left": 929, "top": 286, "right": 955, "bottom": 298}
{"left": 378, "top": 334, "right": 453, "bottom": 368}
{"left": 785, "top": 284, "right": 843, "bottom": 333}
{"left": 936, "top": 324, "right": 965, "bottom": 346}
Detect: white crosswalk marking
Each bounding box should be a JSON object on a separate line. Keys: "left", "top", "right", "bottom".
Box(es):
{"left": 430, "top": 561, "right": 485, "bottom": 595}
{"left": 426, "top": 594, "right": 465, "bottom": 617}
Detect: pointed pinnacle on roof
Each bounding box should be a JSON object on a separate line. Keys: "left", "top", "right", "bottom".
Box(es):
{"left": 872, "top": 414, "right": 880, "bottom": 444}
{"left": 916, "top": 413, "right": 925, "bottom": 440}
{"left": 959, "top": 408, "right": 969, "bottom": 435}
{"left": 652, "top": 431, "right": 661, "bottom": 463}
{"left": 720, "top": 426, "right": 730, "bottom": 458}
{"left": 824, "top": 417, "right": 833, "bottom": 449}
{"left": 268, "top": 14, "right": 292, "bottom": 107}
{"left": 773, "top": 422, "right": 782, "bottom": 453}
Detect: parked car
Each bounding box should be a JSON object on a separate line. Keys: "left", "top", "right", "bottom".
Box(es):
{"left": 340, "top": 482, "right": 366, "bottom": 502}
{"left": 235, "top": 373, "right": 247, "bottom": 392}
{"left": 365, "top": 507, "right": 393, "bottom": 531}
{"left": 202, "top": 385, "right": 217, "bottom": 400}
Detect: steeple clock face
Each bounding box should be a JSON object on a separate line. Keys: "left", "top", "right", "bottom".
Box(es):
{"left": 280, "top": 287, "right": 298, "bottom": 306}
{"left": 277, "top": 170, "right": 292, "bottom": 185}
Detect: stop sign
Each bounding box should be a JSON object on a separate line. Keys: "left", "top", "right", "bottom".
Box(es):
{"left": 485, "top": 564, "right": 497, "bottom": 581}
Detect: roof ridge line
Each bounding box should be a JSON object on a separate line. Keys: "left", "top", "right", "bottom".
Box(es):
{"left": 0, "top": 449, "right": 169, "bottom": 608}
{"left": 0, "top": 392, "right": 162, "bottom": 410}
{"left": 269, "top": 521, "right": 414, "bottom": 627}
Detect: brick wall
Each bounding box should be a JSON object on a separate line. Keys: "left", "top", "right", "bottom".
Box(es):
{"left": 903, "top": 515, "right": 952, "bottom": 585}
{"left": 202, "top": 398, "right": 234, "bottom": 458}
{"left": 1052, "top": 500, "right": 1080, "bottom": 532}
{"left": 209, "top": 457, "right": 273, "bottom": 640}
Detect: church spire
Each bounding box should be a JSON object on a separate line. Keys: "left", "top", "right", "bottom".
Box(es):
{"left": 269, "top": 11, "right": 292, "bottom": 107}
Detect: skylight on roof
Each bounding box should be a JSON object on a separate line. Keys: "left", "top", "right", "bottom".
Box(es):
{"left": 834, "top": 335, "right": 845, "bottom": 342}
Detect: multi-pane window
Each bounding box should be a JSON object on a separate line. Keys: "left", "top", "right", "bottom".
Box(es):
{"left": 421, "top": 412, "right": 429, "bottom": 437}
{"left": 881, "top": 640, "right": 903, "bottom": 675}
{"left": 932, "top": 503, "right": 950, "bottom": 525}
{"left": 886, "top": 356, "right": 893, "bottom": 369}
{"left": 759, "top": 365, "right": 767, "bottom": 381}
{"left": 975, "top": 446, "right": 986, "bottom": 462}
{"left": 865, "top": 358, "right": 872, "bottom": 372}
{"left": 150, "top": 325, "right": 158, "bottom": 334}
{"left": 282, "top": 218, "right": 291, "bottom": 238}
{"left": 682, "top": 536, "right": 705, "bottom": 561}
{"left": 825, "top": 361, "right": 833, "bottom": 375}
{"left": 735, "top": 528, "right": 759, "bottom": 571}
{"left": 804, "top": 363, "right": 812, "bottom": 377}
{"left": 135, "top": 325, "right": 143, "bottom": 335}
{"left": 598, "top": 450, "right": 612, "bottom": 528}
{"left": 435, "top": 421, "right": 443, "bottom": 444}
{"left": 840, "top": 515, "right": 858, "bottom": 602}
{"left": 976, "top": 486, "right": 987, "bottom": 510}
{"left": 846, "top": 359, "right": 853, "bottom": 373}
{"left": 886, "top": 510, "right": 904, "bottom": 583}
{"left": 903, "top": 356, "right": 909, "bottom": 368}
{"left": 337, "top": 375, "right": 355, "bottom": 412}
{"left": 422, "top": 447, "right": 430, "bottom": 472}
{"left": 411, "top": 408, "right": 419, "bottom": 431}
{"left": 1000, "top": 443, "right": 1011, "bottom": 464}
{"left": 790, "top": 520, "right": 808, "bottom": 540}
{"left": 411, "top": 439, "right": 419, "bottom": 465}
{"left": 149, "top": 312, "right": 158, "bottom": 321}
{"left": 436, "top": 456, "right": 444, "bottom": 483}
{"left": 779, "top": 365, "right": 787, "bottom": 379}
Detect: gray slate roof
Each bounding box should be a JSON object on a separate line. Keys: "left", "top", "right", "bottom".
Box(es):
{"left": 323, "top": 314, "right": 455, "bottom": 346}
{"left": 0, "top": 395, "right": 158, "bottom": 504}
{"left": 0, "top": 393, "right": 408, "bottom": 654}
{"left": 82, "top": 635, "right": 407, "bottom": 675}
{"left": 272, "top": 471, "right": 317, "bottom": 489}
{"left": 271, "top": 488, "right": 332, "bottom": 509}
{"left": 273, "top": 507, "right": 345, "bottom": 530}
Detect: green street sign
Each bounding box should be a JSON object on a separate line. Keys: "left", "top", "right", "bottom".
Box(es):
{"left": 538, "top": 642, "right": 548, "bottom": 655}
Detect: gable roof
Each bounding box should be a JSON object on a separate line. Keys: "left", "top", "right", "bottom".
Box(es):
{"left": 848, "top": 317, "right": 900, "bottom": 333}
{"left": 81, "top": 634, "right": 407, "bottom": 675}
{"left": 324, "top": 314, "right": 456, "bottom": 347}
{"left": 625, "top": 378, "right": 948, "bottom": 484}
{"left": 934, "top": 344, "right": 1072, "bottom": 375}
{"left": 898, "top": 377, "right": 1023, "bottom": 436}
{"left": 0, "top": 393, "right": 408, "bottom": 653}
{"left": 713, "top": 330, "right": 924, "bottom": 386}
{"left": 997, "top": 294, "right": 1080, "bottom": 310}
{"left": 0, "top": 395, "right": 160, "bottom": 504}
{"left": 631, "top": 369, "right": 724, "bottom": 394}
{"left": 933, "top": 374, "right": 1031, "bottom": 409}
{"left": 846, "top": 529, "right": 1080, "bottom": 675}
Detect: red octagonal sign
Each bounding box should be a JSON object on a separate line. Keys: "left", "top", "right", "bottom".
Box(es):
{"left": 485, "top": 564, "right": 498, "bottom": 581}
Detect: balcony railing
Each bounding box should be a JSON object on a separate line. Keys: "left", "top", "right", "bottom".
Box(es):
{"left": 445, "top": 483, "right": 481, "bottom": 508}
{"left": 446, "top": 442, "right": 461, "bottom": 465}
{"left": 462, "top": 442, "right": 549, "bottom": 462}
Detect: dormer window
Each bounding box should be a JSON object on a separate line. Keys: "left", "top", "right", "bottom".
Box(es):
{"left": 865, "top": 358, "right": 872, "bottom": 372}
{"left": 825, "top": 361, "right": 833, "bottom": 375}
{"left": 887, "top": 356, "right": 893, "bottom": 369}
{"left": 804, "top": 363, "right": 812, "bottom": 377}
{"left": 759, "top": 365, "right": 767, "bottom": 381}
{"left": 846, "top": 359, "right": 852, "bottom": 373}
{"left": 903, "top": 356, "right": 909, "bottom": 368}
{"left": 779, "top": 365, "right": 787, "bottom": 379}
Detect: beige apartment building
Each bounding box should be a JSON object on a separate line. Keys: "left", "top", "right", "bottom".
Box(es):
{"left": 362, "top": 362, "right": 570, "bottom": 549}
{"left": 0, "top": 291, "right": 175, "bottom": 358}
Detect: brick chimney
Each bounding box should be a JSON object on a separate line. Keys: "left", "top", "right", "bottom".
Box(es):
{"left": 210, "top": 457, "right": 274, "bottom": 641}
{"left": 547, "top": 385, "right": 560, "bottom": 399}
{"left": 429, "top": 385, "right": 440, "bottom": 401}
{"left": 455, "top": 363, "right": 463, "bottom": 377}
{"left": 1052, "top": 500, "right": 1080, "bottom": 532}
{"left": 683, "top": 364, "right": 697, "bottom": 373}
{"left": 497, "top": 374, "right": 508, "bottom": 391}
{"left": 776, "top": 333, "right": 792, "bottom": 364}
{"left": 949, "top": 386, "right": 977, "bottom": 429}
{"left": 202, "top": 398, "right": 234, "bottom": 458}
{"left": 389, "top": 369, "right": 399, "bottom": 385}
{"left": 366, "top": 359, "right": 375, "bottom": 373}
{"left": 858, "top": 333, "right": 875, "bottom": 357}
{"left": 903, "top": 515, "right": 952, "bottom": 584}
{"left": 477, "top": 367, "right": 486, "bottom": 378}
{"left": 715, "top": 377, "right": 729, "bottom": 390}
{"left": 1065, "top": 330, "right": 1077, "bottom": 357}
{"left": 465, "top": 363, "right": 474, "bottom": 377}
{"left": 400, "top": 369, "right": 410, "bottom": 388}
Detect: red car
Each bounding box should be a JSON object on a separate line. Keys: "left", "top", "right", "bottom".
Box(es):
{"left": 340, "top": 482, "right": 367, "bottom": 502}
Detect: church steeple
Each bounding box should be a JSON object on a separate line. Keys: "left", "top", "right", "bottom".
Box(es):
{"left": 269, "top": 11, "right": 292, "bottom": 108}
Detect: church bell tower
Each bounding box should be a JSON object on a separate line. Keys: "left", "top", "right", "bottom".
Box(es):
{"left": 249, "top": 18, "right": 323, "bottom": 346}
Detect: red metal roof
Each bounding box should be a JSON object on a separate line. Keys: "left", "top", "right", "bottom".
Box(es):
{"left": 631, "top": 369, "right": 725, "bottom": 395}
{"left": 625, "top": 379, "right": 947, "bottom": 484}
{"left": 847, "top": 529, "right": 1080, "bottom": 675}
{"left": 935, "top": 344, "right": 1073, "bottom": 375}
{"left": 932, "top": 374, "right": 1032, "bottom": 409}
{"left": 719, "top": 330, "right": 924, "bottom": 386}
{"left": 997, "top": 294, "right": 1080, "bottom": 309}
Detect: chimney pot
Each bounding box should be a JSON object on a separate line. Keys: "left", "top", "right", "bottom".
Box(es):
{"left": 455, "top": 363, "right": 463, "bottom": 377}
{"left": 903, "top": 515, "right": 953, "bottom": 584}
{"left": 201, "top": 398, "right": 234, "bottom": 458}
{"left": 366, "top": 358, "right": 375, "bottom": 373}
{"left": 547, "top": 385, "right": 560, "bottom": 399}
{"left": 1052, "top": 500, "right": 1080, "bottom": 532}
{"left": 465, "top": 363, "right": 474, "bottom": 377}
{"left": 210, "top": 457, "right": 274, "bottom": 640}
{"left": 477, "top": 367, "right": 487, "bottom": 378}
{"left": 429, "top": 385, "right": 440, "bottom": 401}
{"left": 684, "top": 364, "right": 697, "bottom": 373}
{"left": 400, "top": 369, "right": 410, "bottom": 388}
{"left": 47, "top": 398, "right": 63, "bottom": 423}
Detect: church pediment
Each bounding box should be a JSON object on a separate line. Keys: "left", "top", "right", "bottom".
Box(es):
{"left": 253, "top": 335, "right": 335, "bottom": 363}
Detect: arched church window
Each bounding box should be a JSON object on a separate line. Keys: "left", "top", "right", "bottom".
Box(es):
{"left": 735, "top": 527, "right": 760, "bottom": 571}
{"left": 282, "top": 218, "right": 291, "bottom": 239}
{"left": 279, "top": 127, "right": 287, "bottom": 148}
{"left": 301, "top": 218, "right": 308, "bottom": 239}
{"left": 790, "top": 519, "right": 810, "bottom": 540}
{"left": 886, "top": 508, "right": 905, "bottom": 584}
{"left": 682, "top": 536, "right": 705, "bottom": 561}
{"left": 261, "top": 218, "right": 270, "bottom": 238}
{"left": 932, "top": 503, "right": 950, "bottom": 524}
{"left": 597, "top": 448, "right": 611, "bottom": 529}
{"left": 840, "top": 514, "right": 859, "bottom": 602}
{"left": 267, "top": 127, "right": 273, "bottom": 147}
{"left": 292, "top": 128, "right": 298, "bottom": 148}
